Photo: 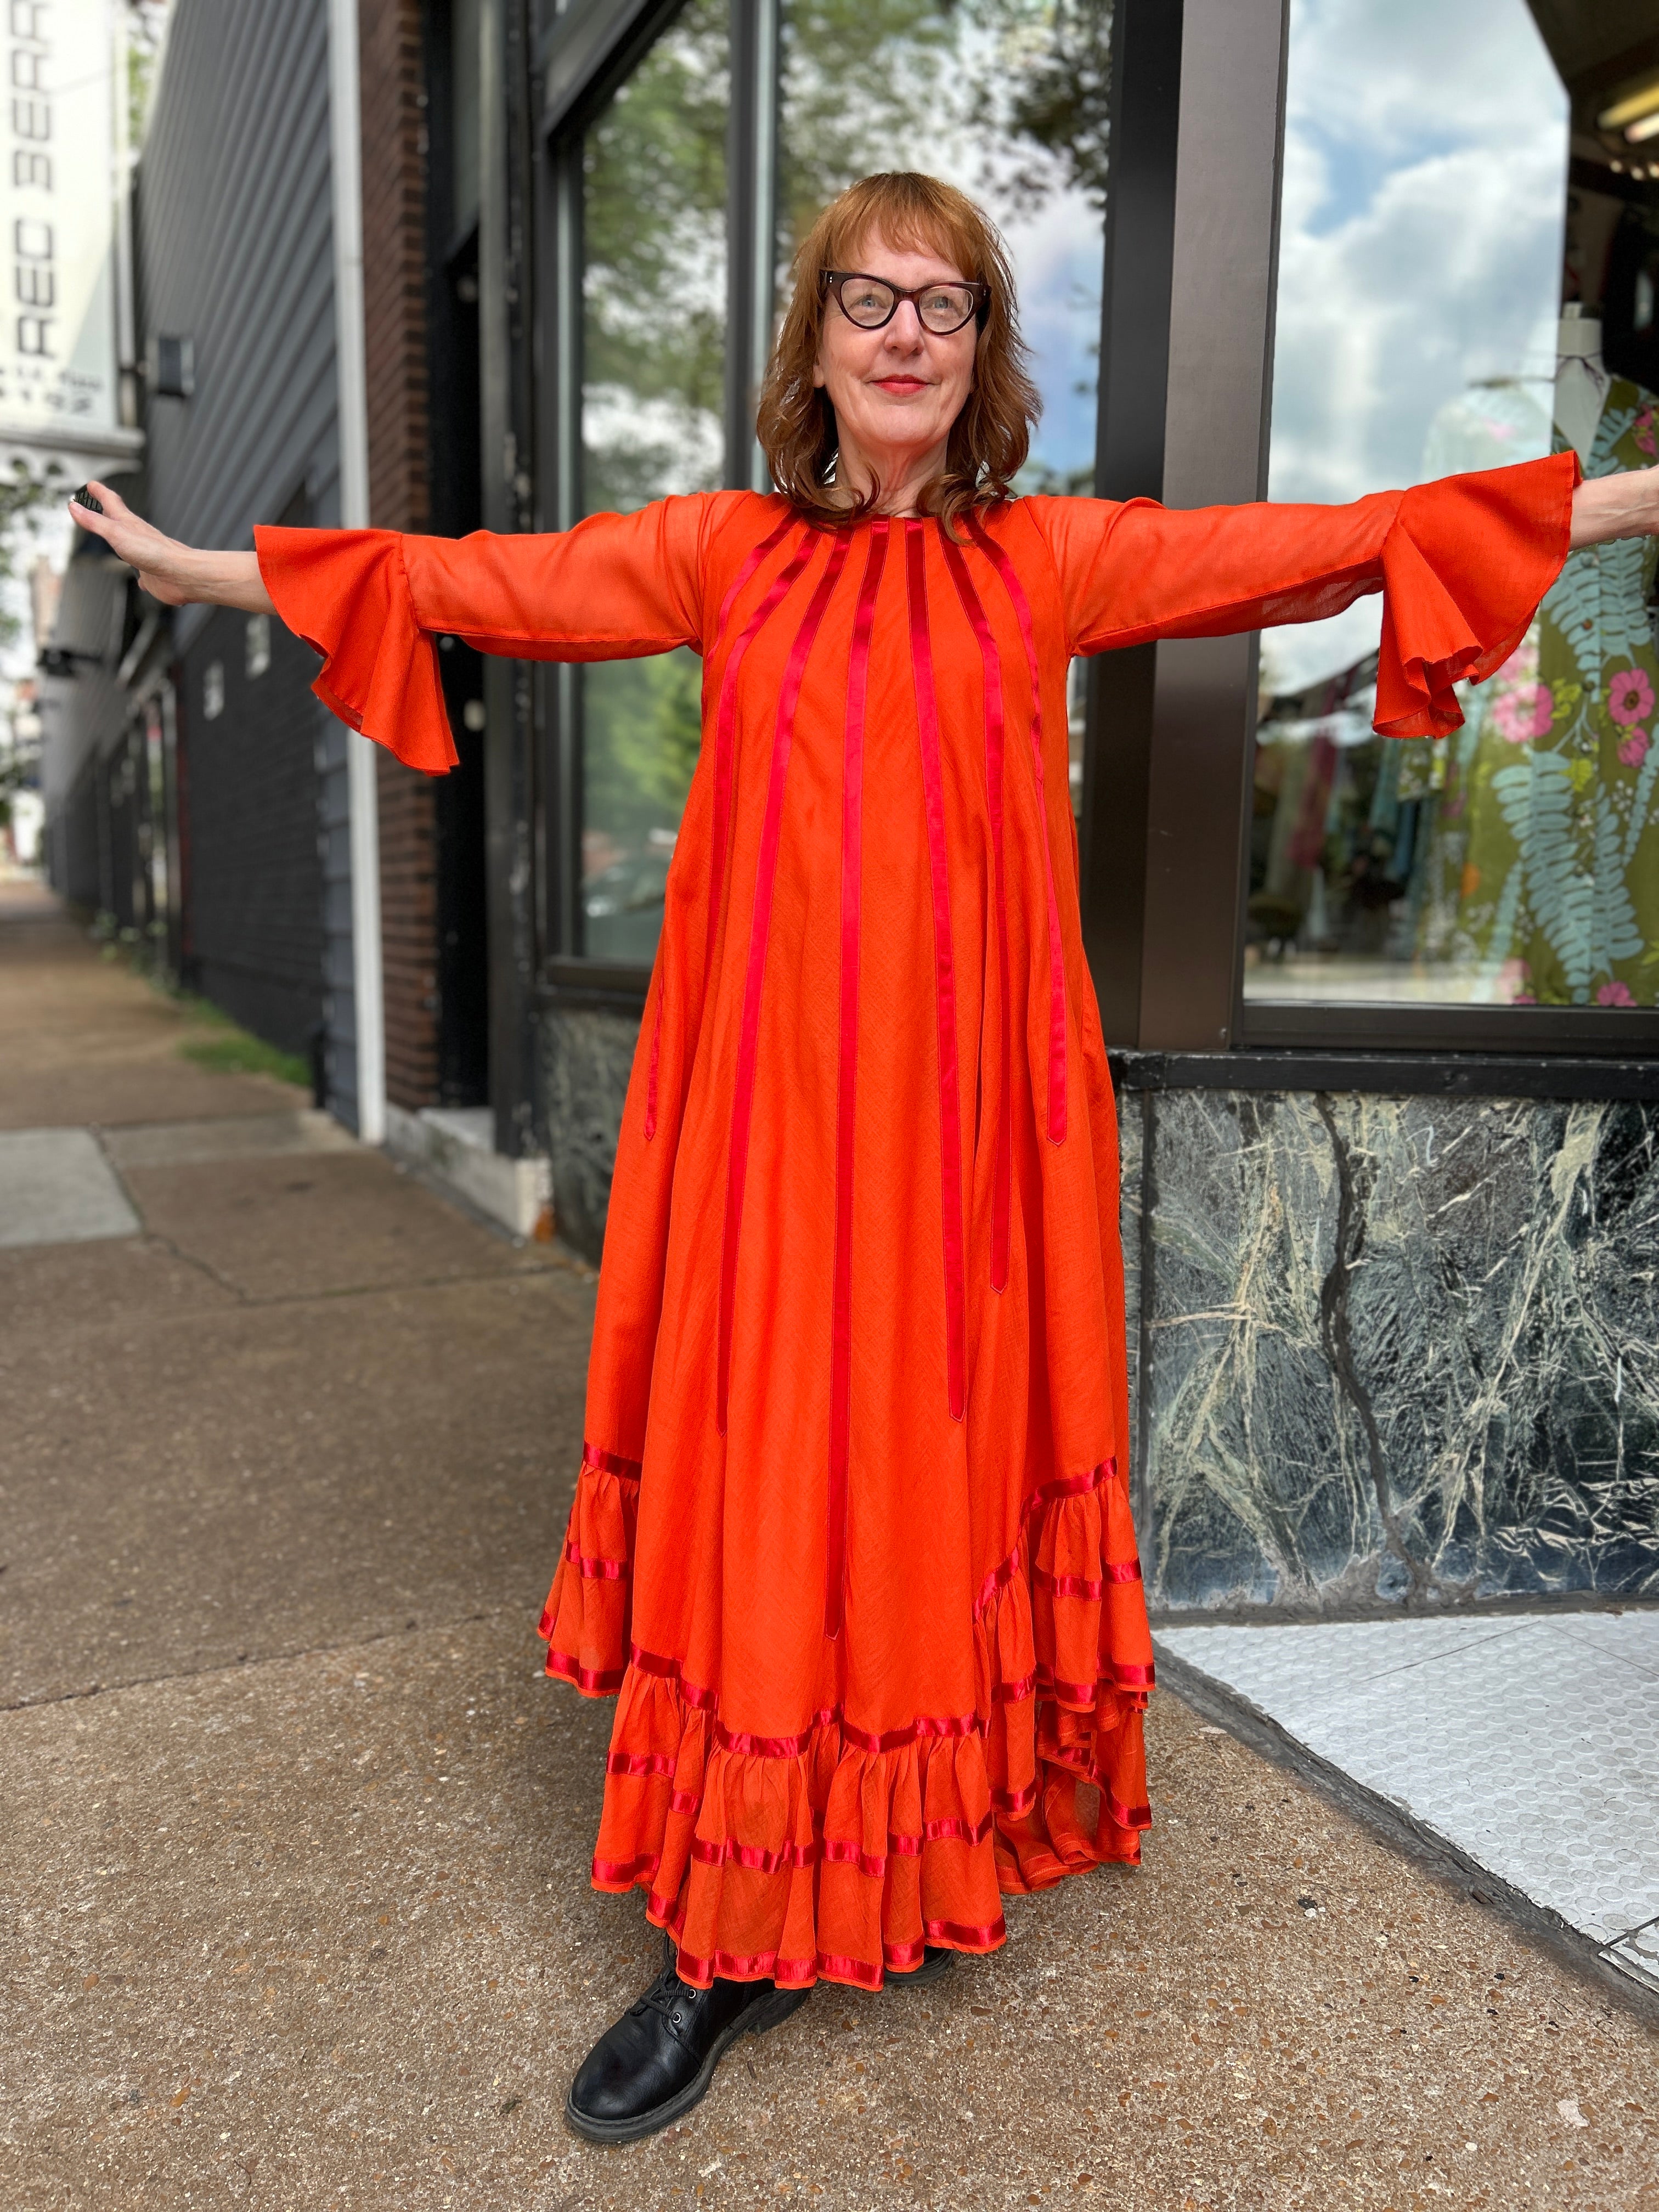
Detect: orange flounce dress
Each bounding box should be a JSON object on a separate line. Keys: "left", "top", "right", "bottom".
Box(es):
{"left": 256, "top": 453, "right": 1575, "bottom": 1990}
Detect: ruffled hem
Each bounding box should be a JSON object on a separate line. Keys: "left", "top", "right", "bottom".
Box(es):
{"left": 536, "top": 1446, "right": 1154, "bottom": 1989}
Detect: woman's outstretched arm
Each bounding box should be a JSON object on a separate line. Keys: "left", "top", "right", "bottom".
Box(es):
{"left": 68, "top": 479, "right": 732, "bottom": 774}
{"left": 1036, "top": 453, "right": 1599, "bottom": 740}
{"left": 67, "top": 482, "right": 275, "bottom": 613}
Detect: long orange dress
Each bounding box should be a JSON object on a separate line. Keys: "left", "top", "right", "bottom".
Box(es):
{"left": 257, "top": 452, "right": 1575, "bottom": 1990}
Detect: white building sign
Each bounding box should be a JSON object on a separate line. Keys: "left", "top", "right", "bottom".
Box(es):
{"left": 0, "top": 0, "right": 140, "bottom": 478}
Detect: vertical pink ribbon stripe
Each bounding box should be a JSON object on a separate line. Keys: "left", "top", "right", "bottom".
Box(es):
{"left": 703, "top": 522, "right": 816, "bottom": 988}
{"left": 905, "top": 522, "right": 967, "bottom": 1424}
{"left": 826, "top": 522, "right": 891, "bottom": 1639}
{"left": 964, "top": 515, "right": 1067, "bottom": 1144}
{"left": 646, "top": 514, "right": 799, "bottom": 1143}
{"left": 717, "top": 530, "right": 853, "bottom": 1436}
{"left": 939, "top": 530, "right": 1012, "bottom": 1295}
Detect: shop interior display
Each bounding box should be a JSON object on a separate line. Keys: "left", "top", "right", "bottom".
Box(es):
{"left": 1245, "top": 0, "right": 1659, "bottom": 1009}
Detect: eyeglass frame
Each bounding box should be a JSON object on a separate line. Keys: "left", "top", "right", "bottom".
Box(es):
{"left": 820, "top": 268, "right": 991, "bottom": 336}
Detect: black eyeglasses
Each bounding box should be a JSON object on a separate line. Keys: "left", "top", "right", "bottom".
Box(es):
{"left": 821, "top": 269, "right": 990, "bottom": 336}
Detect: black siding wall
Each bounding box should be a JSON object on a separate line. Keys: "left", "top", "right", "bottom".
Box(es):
{"left": 178, "top": 611, "right": 326, "bottom": 1057}
{"left": 136, "top": 0, "right": 356, "bottom": 1115}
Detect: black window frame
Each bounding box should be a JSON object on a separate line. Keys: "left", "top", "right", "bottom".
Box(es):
{"left": 526, "top": 0, "right": 1131, "bottom": 1017}
{"left": 1096, "top": 0, "right": 1659, "bottom": 1065}
{"left": 520, "top": 0, "right": 1659, "bottom": 1068}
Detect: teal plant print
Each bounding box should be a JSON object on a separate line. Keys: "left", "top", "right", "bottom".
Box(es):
{"left": 1438, "top": 379, "right": 1659, "bottom": 1006}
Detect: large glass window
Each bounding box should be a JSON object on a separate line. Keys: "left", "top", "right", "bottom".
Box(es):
{"left": 777, "top": 0, "right": 1110, "bottom": 821}
{"left": 578, "top": 0, "right": 729, "bottom": 961}
{"left": 1246, "top": 0, "right": 1659, "bottom": 1012}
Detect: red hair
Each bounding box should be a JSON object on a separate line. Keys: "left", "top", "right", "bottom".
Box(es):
{"left": 755, "top": 172, "right": 1039, "bottom": 532}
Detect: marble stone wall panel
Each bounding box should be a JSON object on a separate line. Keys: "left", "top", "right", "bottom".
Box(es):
{"left": 1137, "top": 1087, "right": 1659, "bottom": 1614}
{"left": 536, "top": 1004, "right": 641, "bottom": 1266}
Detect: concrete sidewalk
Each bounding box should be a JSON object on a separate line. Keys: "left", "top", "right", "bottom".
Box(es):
{"left": 2, "top": 882, "right": 1656, "bottom": 2211}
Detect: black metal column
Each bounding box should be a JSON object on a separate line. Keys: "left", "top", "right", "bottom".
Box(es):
{"left": 725, "top": 0, "right": 781, "bottom": 491}
{"left": 480, "top": 0, "right": 540, "bottom": 1155}
{"left": 1081, "top": 0, "right": 1184, "bottom": 1043}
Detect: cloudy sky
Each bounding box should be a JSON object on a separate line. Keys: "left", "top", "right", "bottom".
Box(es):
{"left": 1262, "top": 0, "right": 1570, "bottom": 688}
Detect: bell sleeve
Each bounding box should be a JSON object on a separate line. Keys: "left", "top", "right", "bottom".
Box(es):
{"left": 253, "top": 495, "right": 724, "bottom": 775}
{"left": 1035, "top": 451, "right": 1580, "bottom": 738}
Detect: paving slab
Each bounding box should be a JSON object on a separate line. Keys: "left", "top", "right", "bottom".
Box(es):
{"left": 0, "top": 1235, "right": 240, "bottom": 1334}
{"left": 1158, "top": 1616, "right": 1659, "bottom": 2004}
{"left": 0, "top": 1127, "right": 142, "bottom": 1248}
{"left": 3, "top": 1616, "right": 1656, "bottom": 2212}
{"left": 0, "top": 1271, "right": 592, "bottom": 1706}
{"left": 103, "top": 1110, "right": 359, "bottom": 1171}
{"left": 118, "top": 1149, "right": 555, "bottom": 1302}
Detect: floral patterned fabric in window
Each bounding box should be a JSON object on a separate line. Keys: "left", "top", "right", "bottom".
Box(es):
{"left": 1423, "top": 381, "right": 1659, "bottom": 1005}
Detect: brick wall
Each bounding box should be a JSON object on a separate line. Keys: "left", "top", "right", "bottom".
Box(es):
{"left": 359, "top": 0, "right": 440, "bottom": 1111}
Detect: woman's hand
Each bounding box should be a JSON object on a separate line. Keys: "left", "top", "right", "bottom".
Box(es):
{"left": 1569, "top": 469, "right": 1659, "bottom": 550}
{"left": 67, "top": 481, "right": 275, "bottom": 615}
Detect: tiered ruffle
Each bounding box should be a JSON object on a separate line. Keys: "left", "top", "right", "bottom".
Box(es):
{"left": 538, "top": 1447, "right": 1153, "bottom": 1990}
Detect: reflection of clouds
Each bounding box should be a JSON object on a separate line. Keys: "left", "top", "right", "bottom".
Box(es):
{"left": 1262, "top": 0, "right": 1567, "bottom": 688}
{"left": 584, "top": 387, "right": 724, "bottom": 503}
{"left": 1277, "top": 0, "right": 1559, "bottom": 163}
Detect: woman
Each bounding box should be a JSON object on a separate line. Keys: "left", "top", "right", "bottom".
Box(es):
{"left": 72, "top": 172, "right": 1654, "bottom": 2144}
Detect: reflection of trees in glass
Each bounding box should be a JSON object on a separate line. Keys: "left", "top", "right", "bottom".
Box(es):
{"left": 778, "top": 0, "right": 1111, "bottom": 252}
{"left": 585, "top": 654, "right": 704, "bottom": 840}
{"left": 778, "top": 0, "right": 1110, "bottom": 497}
{"left": 580, "top": 0, "right": 729, "bottom": 957}
{"left": 967, "top": 0, "right": 1113, "bottom": 213}
{"left": 582, "top": 0, "right": 729, "bottom": 516}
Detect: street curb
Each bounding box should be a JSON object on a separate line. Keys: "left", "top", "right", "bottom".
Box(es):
{"left": 1152, "top": 1639, "right": 1659, "bottom": 2033}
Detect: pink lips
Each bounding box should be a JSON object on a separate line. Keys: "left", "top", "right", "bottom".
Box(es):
{"left": 874, "top": 377, "right": 929, "bottom": 393}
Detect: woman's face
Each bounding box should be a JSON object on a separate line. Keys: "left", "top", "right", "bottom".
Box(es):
{"left": 812, "top": 229, "right": 978, "bottom": 476}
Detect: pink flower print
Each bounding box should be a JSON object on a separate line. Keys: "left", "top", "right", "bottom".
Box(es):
{"left": 1494, "top": 636, "right": 1538, "bottom": 685}
{"left": 1491, "top": 682, "right": 1554, "bottom": 743}
{"left": 1620, "top": 729, "right": 1651, "bottom": 768}
{"left": 1637, "top": 408, "right": 1658, "bottom": 459}
{"left": 1597, "top": 980, "right": 1637, "bottom": 1007}
{"left": 1609, "top": 668, "right": 1655, "bottom": 727}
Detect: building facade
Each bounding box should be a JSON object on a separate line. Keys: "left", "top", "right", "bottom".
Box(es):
{"left": 42, "top": 0, "right": 1659, "bottom": 1616}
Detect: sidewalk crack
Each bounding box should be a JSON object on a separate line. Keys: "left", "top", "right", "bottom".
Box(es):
{"left": 0, "top": 1607, "right": 517, "bottom": 1714}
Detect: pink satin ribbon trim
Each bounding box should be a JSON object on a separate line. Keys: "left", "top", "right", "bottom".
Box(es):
{"left": 703, "top": 518, "right": 809, "bottom": 986}
{"left": 718, "top": 531, "right": 852, "bottom": 1435}
{"left": 924, "top": 1913, "right": 1007, "bottom": 1950}
{"left": 668, "top": 1940, "right": 825, "bottom": 1990}
{"left": 1032, "top": 1559, "right": 1144, "bottom": 1598}
{"left": 581, "top": 1441, "right": 642, "bottom": 1480}
{"left": 690, "top": 1835, "right": 817, "bottom": 1875}
{"left": 1104, "top": 1791, "right": 1153, "bottom": 1833}
{"left": 561, "top": 1538, "right": 630, "bottom": 1583}
{"left": 604, "top": 1749, "right": 676, "bottom": 1780}
{"left": 827, "top": 523, "right": 891, "bottom": 1638}
{"left": 820, "top": 1809, "right": 993, "bottom": 1880}
{"left": 964, "top": 513, "right": 1067, "bottom": 1143}
{"left": 643, "top": 965, "right": 664, "bottom": 1141}
{"left": 939, "top": 531, "right": 1012, "bottom": 1293}
{"left": 543, "top": 1649, "right": 627, "bottom": 1695}
{"left": 641, "top": 516, "right": 800, "bottom": 1146}
{"left": 591, "top": 1850, "right": 659, "bottom": 1887}
{"left": 905, "top": 521, "right": 967, "bottom": 1420}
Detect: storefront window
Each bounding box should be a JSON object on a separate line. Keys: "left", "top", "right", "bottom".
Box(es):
{"left": 578, "top": 0, "right": 729, "bottom": 961}
{"left": 1243, "top": 0, "right": 1659, "bottom": 1011}
{"left": 778, "top": 0, "right": 1109, "bottom": 821}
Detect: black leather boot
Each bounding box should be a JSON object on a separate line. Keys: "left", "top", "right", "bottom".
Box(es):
{"left": 565, "top": 1936, "right": 810, "bottom": 2143}
{"left": 885, "top": 1945, "right": 955, "bottom": 1990}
